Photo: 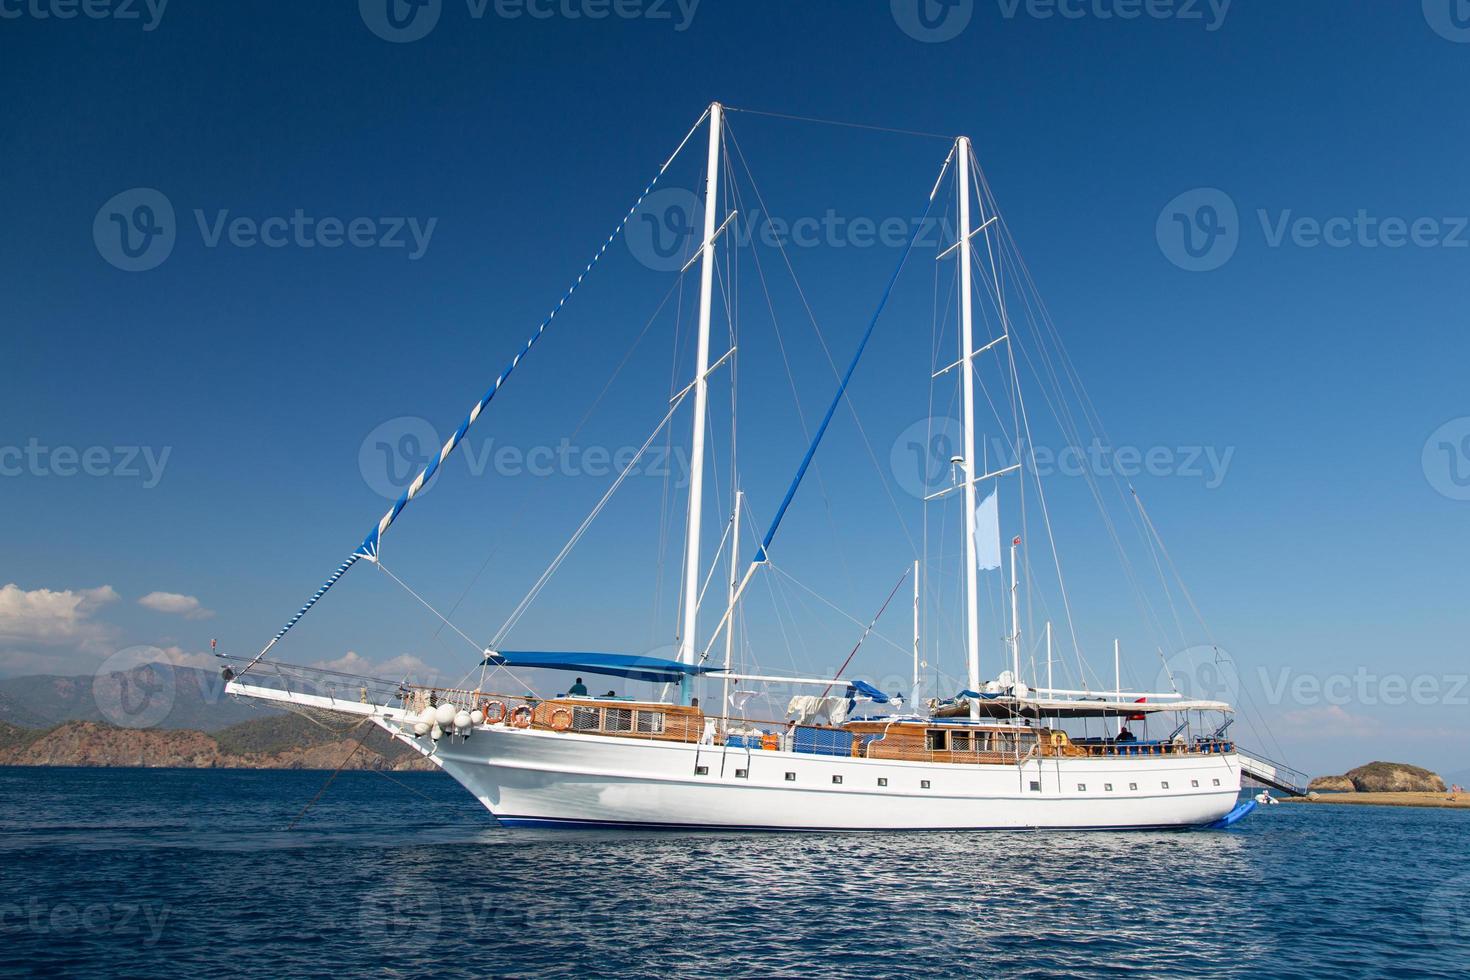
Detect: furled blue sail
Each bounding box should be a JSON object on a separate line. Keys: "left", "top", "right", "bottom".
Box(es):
{"left": 482, "top": 651, "right": 720, "bottom": 685}
{"left": 754, "top": 192, "right": 935, "bottom": 564}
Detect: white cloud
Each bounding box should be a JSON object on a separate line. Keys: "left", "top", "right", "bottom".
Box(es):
{"left": 311, "top": 651, "right": 433, "bottom": 681}
{"left": 155, "top": 644, "right": 219, "bottom": 670}
{"left": 1277, "top": 704, "right": 1384, "bottom": 738}
{"left": 0, "top": 583, "right": 119, "bottom": 650}
{"left": 138, "top": 591, "right": 214, "bottom": 620}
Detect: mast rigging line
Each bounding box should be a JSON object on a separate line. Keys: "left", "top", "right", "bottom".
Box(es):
{"left": 490, "top": 391, "right": 693, "bottom": 650}
{"left": 698, "top": 165, "right": 944, "bottom": 664}
{"left": 819, "top": 566, "right": 912, "bottom": 699}
{"left": 767, "top": 562, "right": 912, "bottom": 660}
{"left": 753, "top": 185, "right": 939, "bottom": 564}
{"left": 238, "top": 110, "right": 712, "bottom": 680}
{"left": 724, "top": 105, "right": 956, "bottom": 142}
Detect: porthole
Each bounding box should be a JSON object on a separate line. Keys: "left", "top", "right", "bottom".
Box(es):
{"left": 1129, "top": 783, "right": 1138, "bottom": 791}
{"left": 784, "top": 772, "right": 796, "bottom": 782}
{"left": 1212, "top": 778, "right": 1221, "bottom": 786}
{"left": 1029, "top": 781, "right": 1040, "bottom": 792}
{"left": 1104, "top": 783, "right": 1113, "bottom": 792}
{"left": 1191, "top": 779, "right": 1200, "bottom": 788}
{"left": 878, "top": 777, "right": 888, "bottom": 787}
{"left": 1161, "top": 781, "right": 1170, "bottom": 789}
{"left": 920, "top": 780, "right": 931, "bottom": 789}
{"left": 1077, "top": 784, "right": 1087, "bottom": 792}
{"left": 735, "top": 768, "right": 748, "bottom": 779}
{"left": 832, "top": 775, "right": 843, "bottom": 785}
{"left": 695, "top": 765, "right": 709, "bottom": 776}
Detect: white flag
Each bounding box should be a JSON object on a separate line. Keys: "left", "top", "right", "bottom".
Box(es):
{"left": 974, "top": 488, "right": 1001, "bottom": 570}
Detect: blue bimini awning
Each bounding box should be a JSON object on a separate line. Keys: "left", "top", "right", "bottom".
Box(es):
{"left": 481, "top": 651, "right": 719, "bottom": 685}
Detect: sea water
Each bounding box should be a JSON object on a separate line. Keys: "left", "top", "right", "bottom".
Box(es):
{"left": 0, "top": 767, "right": 1464, "bottom": 978}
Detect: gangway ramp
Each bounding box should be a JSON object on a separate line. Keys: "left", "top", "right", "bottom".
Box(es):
{"left": 1239, "top": 748, "right": 1308, "bottom": 797}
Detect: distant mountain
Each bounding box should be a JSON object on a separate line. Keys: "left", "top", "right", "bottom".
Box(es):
{"left": 0, "top": 713, "right": 431, "bottom": 770}
{"left": 0, "top": 665, "right": 281, "bottom": 732}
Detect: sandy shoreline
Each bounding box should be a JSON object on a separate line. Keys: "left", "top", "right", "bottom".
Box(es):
{"left": 1283, "top": 791, "right": 1469, "bottom": 809}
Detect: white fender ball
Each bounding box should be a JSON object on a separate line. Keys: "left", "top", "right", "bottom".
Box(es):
{"left": 413, "top": 721, "right": 430, "bottom": 736}
{"left": 434, "top": 703, "right": 456, "bottom": 727}
{"left": 419, "top": 706, "right": 437, "bottom": 727}
{"left": 469, "top": 709, "right": 484, "bottom": 726}
{"left": 454, "top": 711, "right": 472, "bottom": 731}
{"left": 430, "top": 724, "right": 443, "bottom": 741}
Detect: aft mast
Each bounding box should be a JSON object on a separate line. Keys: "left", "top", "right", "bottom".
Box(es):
{"left": 957, "top": 136, "right": 983, "bottom": 719}
{"left": 677, "top": 102, "right": 724, "bottom": 703}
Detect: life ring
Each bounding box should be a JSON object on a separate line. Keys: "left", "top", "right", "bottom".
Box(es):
{"left": 509, "top": 705, "right": 532, "bottom": 729}
{"left": 481, "top": 700, "right": 505, "bottom": 725}
{"left": 549, "top": 707, "right": 573, "bottom": 732}
{"left": 1050, "top": 732, "right": 1069, "bottom": 748}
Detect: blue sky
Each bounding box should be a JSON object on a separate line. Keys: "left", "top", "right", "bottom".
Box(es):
{"left": 2, "top": 1, "right": 1467, "bottom": 777}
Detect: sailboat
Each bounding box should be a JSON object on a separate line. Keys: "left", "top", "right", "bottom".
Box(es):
{"left": 222, "top": 103, "right": 1290, "bottom": 830}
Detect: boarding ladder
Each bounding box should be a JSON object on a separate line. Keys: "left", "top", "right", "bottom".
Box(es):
{"left": 1238, "top": 747, "right": 1308, "bottom": 797}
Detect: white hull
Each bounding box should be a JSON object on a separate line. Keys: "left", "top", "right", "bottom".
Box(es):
{"left": 404, "top": 724, "right": 1242, "bottom": 831}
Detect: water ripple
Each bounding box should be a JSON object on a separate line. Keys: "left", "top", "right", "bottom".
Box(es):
{"left": 0, "top": 767, "right": 1464, "bottom": 978}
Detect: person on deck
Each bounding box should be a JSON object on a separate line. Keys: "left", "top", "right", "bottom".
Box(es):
{"left": 567, "top": 677, "right": 588, "bottom": 697}
{"left": 1116, "top": 726, "right": 1137, "bottom": 743}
